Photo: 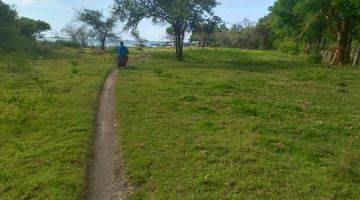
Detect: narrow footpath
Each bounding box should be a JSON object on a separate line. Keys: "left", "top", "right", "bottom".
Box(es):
{"left": 86, "top": 55, "right": 149, "bottom": 200}
{"left": 86, "top": 68, "right": 130, "bottom": 200}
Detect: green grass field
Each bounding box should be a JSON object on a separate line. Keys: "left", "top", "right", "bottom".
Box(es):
{"left": 117, "top": 48, "right": 360, "bottom": 199}
{"left": 0, "top": 47, "right": 359, "bottom": 199}
{"left": 0, "top": 48, "right": 116, "bottom": 199}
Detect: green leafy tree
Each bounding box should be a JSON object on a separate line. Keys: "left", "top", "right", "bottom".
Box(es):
{"left": 327, "top": 0, "right": 360, "bottom": 65}
{"left": 0, "top": 1, "right": 51, "bottom": 52}
{"left": 190, "top": 16, "right": 221, "bottom": 48}
{"left": 113, "top": 0, "right": 219, "bottom": 60}
{"left": 353, "top": 22, "right": 360, "bottom": 66}
{"left": 292, "top": 0, "right": 359, "bottom": 65}
{"left": 165, "top": 26, "right": 177, "bottom": 45}
{"left": 17, "top": 17, "right": 51, "bottom": 39}
{"left": 269, "top": 0, "right": 303, "bottom": 39}
{"left": 270, "top": 0, "right": 360, "bottom": 65}
{"left": 196, "top": 17, "right": 275, "bottom": 50}
{"left": 251, "top": 16, "right": 275, "bottom": 49}
{"left": 0, "top": 1, "right": 19, "bottom": 51}
{"left": 78, "top": 9, "right": 117, "bottom": 50}
{"left": 0, "top": 1, "right": 17, "bottom": 32}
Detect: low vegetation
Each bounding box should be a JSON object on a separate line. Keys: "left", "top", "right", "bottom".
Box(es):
{"left": 0, "top": 47, "right": 115, "bottom": 199}
{"left": 1, "top": 0, "right": 359, "bottom": 199}
{"left": 117, "top": 48, "right": 359, "bottom": 199}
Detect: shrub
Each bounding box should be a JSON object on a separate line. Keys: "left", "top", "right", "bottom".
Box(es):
{"left": 70, "top": 60, "right": 78, "bottom": 66}
{"left": 55, "top": 40, "right": 82, "bottom": 48}
{"left": 36, "top": 42, "right": 55, "bottom": 56}
{"left": 307, "top": 54, "right": 322, "bottom": 63}
{"left": 278, "top": 39, "right": 300, "bottom": 55}
{"left": 70, "top": 67, "right": 80, "bottom": 74}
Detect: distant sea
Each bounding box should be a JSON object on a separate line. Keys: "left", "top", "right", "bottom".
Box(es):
{"left": 38, "top": 37, "right": 172, "bottom": 47}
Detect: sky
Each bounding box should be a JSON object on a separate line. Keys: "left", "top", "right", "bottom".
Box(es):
{"left": 4, "top": 0, "right": 276, "bottom": 41}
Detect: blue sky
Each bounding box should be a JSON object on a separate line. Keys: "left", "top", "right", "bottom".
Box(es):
{"left": 4, "top": 0, "right": 276, "bottom": 41}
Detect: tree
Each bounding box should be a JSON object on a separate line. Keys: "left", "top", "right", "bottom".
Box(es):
{"left": 62, "top": 24, "right": 91, "bottom": 47}
{"left": 190, "top": 16, "right": 221, "bottom": 48}
{"left": 18, "top": 17, "right": 51, "bottom": 39}
{"left": 113, "top": 0, "right": 219, "bottom": 60}
{"left": 191, "top": 17, "right": 275, "bottom": 50}
{"left": 62, "top": 24, "right": 78, "bottom": 42}
{"left": 353, "top": 22, "right": 360, "bottom": 66}
{"left": 0, "top": 1, "right": 19, "bottom": 50}
{"left": 0, "top": 1, "right": 17, "bottom": 31}
{"left": 131, "top": 29, "right": 147, "bottom": 51}
{"left": 78, "top": 9, "right": 117, "bottom": 50}
{"left": 165, "top": 26, "right": 176, "bottom": 44}
{"left": 269, "top": 0, "right": 303, "bottom": 39}
{"left": 251, "top": 16, "right": 275, "bottom": 49}
{"left": 270, "top": 0, "right": 360, "bottom": 65}
{"left": 0, "top": 1, "right": 51, "bottom": 52}
{"left": 328, "top": 0, "right": 360, "bottom": 65}
{"left": 76, "top": 25, "right": 91, "bottom": 47}
{"left": 210, "top": 24, "right": 230, "bottom": 47}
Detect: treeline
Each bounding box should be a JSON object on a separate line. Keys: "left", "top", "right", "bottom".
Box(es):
{"left": 190, "top": 0, "right": 360, "bottom": 66}
{"left": 62, "top": 9, "right": 119, "bottom": 50}
{"left": 190, "top": 17, "right": 275, "bottom": 50}
{"left": 0, "top": 1, "right": 51, "bottom": 53}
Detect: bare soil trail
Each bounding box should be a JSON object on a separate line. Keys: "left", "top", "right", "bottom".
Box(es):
{"left": 86, "top": 55, "right": 148, "bottom": 200}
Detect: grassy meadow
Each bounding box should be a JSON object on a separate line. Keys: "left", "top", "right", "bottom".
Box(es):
{"left": 0, "top": 48, "right": 117, "bottom": 199}
{"left": 117, "top": 48, "right": 360, "bottom": 199}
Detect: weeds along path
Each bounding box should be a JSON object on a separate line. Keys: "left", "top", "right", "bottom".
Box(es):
{"left": 86, "top": 54, "right": 149, "bottom": 200}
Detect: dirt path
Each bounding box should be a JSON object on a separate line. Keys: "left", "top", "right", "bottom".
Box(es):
{"left": 86, "top": 55, "right": 149, "bottom": 200}
{"left": 86, "top": 68, "right": 129, "bottom": 200}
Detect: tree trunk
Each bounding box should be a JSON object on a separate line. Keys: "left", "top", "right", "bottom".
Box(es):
{"left": 100, "top": 38, "right": 106, "bottom": 51}
{"left": 353, "top": 45, "right": 360, "bottom": 66}
{"left": 174, "top": 27, "right": 184, "bottom": 60}
{"left": 345, "top": 33, "right": 353, "bottom": 63}
{"left": 175, "top": 35, "right": 182, "bottom": 60}
{"left": 331, "top": 18, "right": 351, "bottom": 65}
{"left": 201, "top": 40, "right": 205, "bottom": 49}
{"left": 311, "top": 35, "right": 322, "bottom": 63}
{"left": 81, "top": 39, "right": 87, "bottom": 47}
{"left": 305, "top": 42, "right": 310, "bottom": 55}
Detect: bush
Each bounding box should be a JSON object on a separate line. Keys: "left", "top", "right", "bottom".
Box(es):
{"left": 307, "top": 54, "right": 322, "bottom": 63}
{"left": 70, "top": 60, "right": 78, "bottom": 66}
{"left": 278, "top": 39, "right": 300, "bottom": 55}
{"left": 54, "top": 40, "right": 82, "bottom": 48}
{"left": 36, "top": 42, "right": 55, "bottom": 56}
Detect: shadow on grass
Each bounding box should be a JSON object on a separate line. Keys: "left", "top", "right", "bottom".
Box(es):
{"left": 152, "top": 48, "right": 322, "bottom": 73}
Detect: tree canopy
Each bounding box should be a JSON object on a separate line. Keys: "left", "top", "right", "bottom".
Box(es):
{"left": 62, "top": 24, "right": 91, "bottom": 47}
{"left": 0, "top": 1, "right": 51, "bottom": 52}
{"left": 270, "top": 0, "right": 360, "bottom": 65}
{"left": 78, "top": 9, "right": 117, "bottom": 50}
{"left": 113, "top": 0, "right": 219, "bottom": 60}
{"left": 190, "top": 16, "right": 221, "bottom": 48}
{"left": 0, "top": 1, "right": 18, "bottom": 47}
{"left": 18, "top": 17, "right": 51, "bottom": 39}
